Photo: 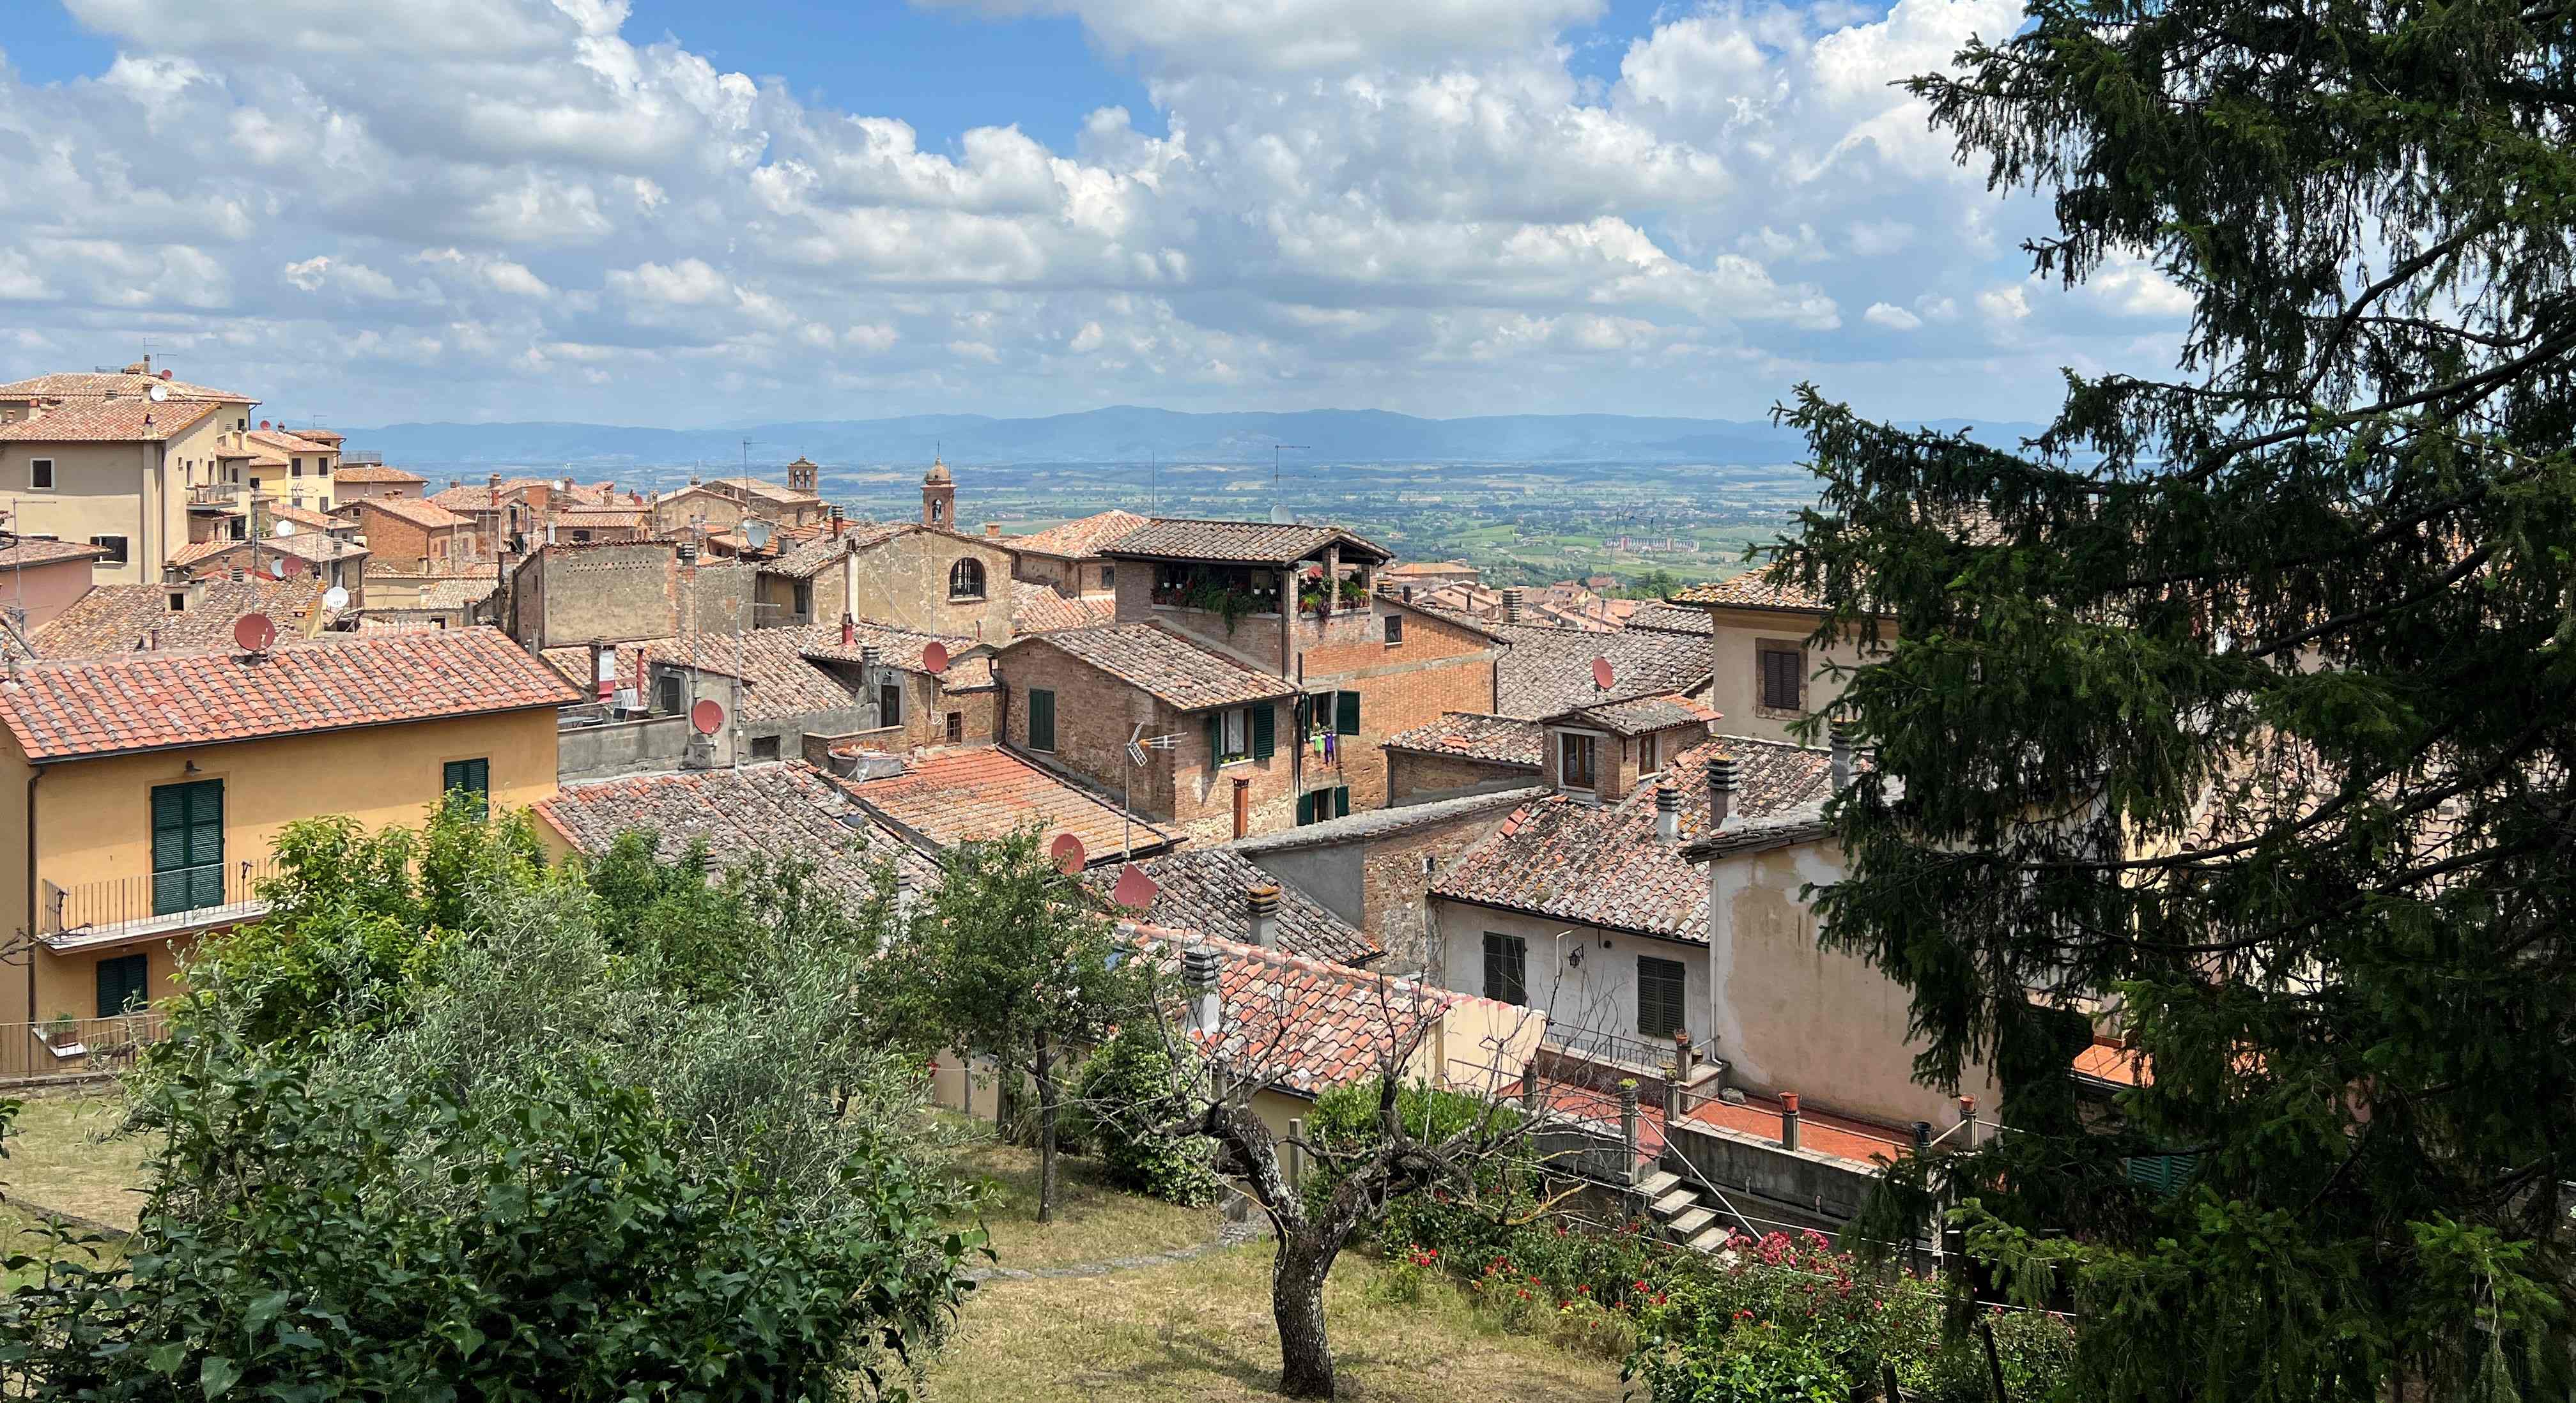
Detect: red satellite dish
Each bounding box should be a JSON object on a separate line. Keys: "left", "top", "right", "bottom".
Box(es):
{"left": 1050, "top": 832, "right": 1086, "bottom": 875}
{"left": 1591, "top": 656, "right": 1616, "bottom": 692}
{"left": 233, "top": 613, "right": 277, "bottom": 652}
{"left": 689, "top": 698, "right": 725, "bottom": 735}
{"left": 1111, "top": 863, "right": 1160, "bottom": 911}
{"left": 922, "top": 640, "right": 950, "bottom": 675}
{"left": 268, "top": 555, "right": 296, "bottom": 579}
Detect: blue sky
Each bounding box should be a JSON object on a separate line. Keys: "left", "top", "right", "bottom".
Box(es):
{"left": 0, "top": 0, "right": 2179, "bottom": 427}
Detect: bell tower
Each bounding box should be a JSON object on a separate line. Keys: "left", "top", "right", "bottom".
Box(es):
{"left": 921, "top": 457, "right": 954, "bottom": 528}
{"left": 787, "top": 456, "right": 818, "bottom": 495}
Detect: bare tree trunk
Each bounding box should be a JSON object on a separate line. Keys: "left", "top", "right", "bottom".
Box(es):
{"left": 1271, "top": 1232, "right": 1338, "bottom": 1399}
{"left": 1035, "top": 1032, "right": 1058, "bottom": 1225}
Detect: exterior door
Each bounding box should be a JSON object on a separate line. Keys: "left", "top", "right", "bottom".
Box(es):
{"left": 96, "top": 953, "right": 150, "bottom": 1016}
{"left": 150, "top": 779, "right": 224, "bottom": 916}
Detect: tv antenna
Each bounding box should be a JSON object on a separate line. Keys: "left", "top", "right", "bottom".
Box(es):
{"left": 1120, "top": 723, "right": 1182, "bottom": 859}
{"left": 739, "top": 438, "right": 759, "bottom": 473}
{"left": 1270, "top": 445, "right": 1309, "bottom": 525}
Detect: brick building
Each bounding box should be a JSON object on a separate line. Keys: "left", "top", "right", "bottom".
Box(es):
{"left": 1383, "top": 712, "right": 1544, "bottom": 804}
{"left": 352, "top": 495, "right": 472, "bottom": 571}
{"left": 329, "top": 462, "right": 427, "bottom": 505}
{"left": 1006, "top": 508, "right": 1148, "bottom": 597}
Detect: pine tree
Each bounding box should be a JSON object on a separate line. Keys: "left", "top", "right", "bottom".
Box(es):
{"left": 1775, "top": 1, "right": 2576, "bottom": 1397}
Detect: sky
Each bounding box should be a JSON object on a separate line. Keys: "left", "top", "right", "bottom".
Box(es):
{"left": 0, "top": 0, "right": 2193, "bottom": 429}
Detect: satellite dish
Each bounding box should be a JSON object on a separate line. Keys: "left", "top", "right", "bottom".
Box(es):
{"left": 273, "top": 519, "right": 297, "bottom": 538}
{"left": 741, "top": 519, "right": 773, "bottom": 551}
{"left": 148, "top": 383, "right": 167, "bottom": 402}
{"left": 922, "top": 640, "right": 950, "bottom": 676}
{"left": 1111, "top": 863, "right": 1160, "bottom": 911}
{"left": 1050, "top": 832, "right": 1086, "bottom": 875}
{"left": 1591, "top": 656, "right": 1616, "bottom": 693}
{"left": 233, "top": 613, "right": 277, "bottom": 652}
{"left": 271, "top": 555, "right": 302, "bottom": 579}
{"left": 1268, "top": 503, "right": 1293, "bottom": 525}
{"left": 321, "top": 586, "right": 350, "bottom": 611}
{"left": 690, "top": 698, "right": 725, "bottom": 735}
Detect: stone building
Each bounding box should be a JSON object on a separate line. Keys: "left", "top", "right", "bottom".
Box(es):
{"left": 1382, "top": 712, "right": 1544, "bottom": 805}
{"left": 1664, "top": 572, "right": 1893, "bottom": 746}
{"left": 1006, "top": 508, "right": 1148, "bottom": 597}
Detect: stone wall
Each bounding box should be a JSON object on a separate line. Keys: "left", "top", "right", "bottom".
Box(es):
{"left": 1387, "top": 749, "right": 1537, "bottom": 805}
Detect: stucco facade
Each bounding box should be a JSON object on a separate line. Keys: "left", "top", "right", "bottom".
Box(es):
{"left": 839, "top": 528, "right": 1018, "bottom": 643}
{"left": 1696, "top": 605, "right": 1891, "bottom": 746}
{"left": 0, "top": 417, "right": 232, "bottom": 585}
{"left": 0, "top": 707, "right": 562, "bottom": 1026}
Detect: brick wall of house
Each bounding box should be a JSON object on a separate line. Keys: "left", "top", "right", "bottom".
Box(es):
{"left": 357, "top": 504, "right": 435, "bottom": 568}
{"left": 1387, "top": 749, "right": 1538, "bottom": 805}
{"left": 1361, "top": 807, "right": 1521, "bottom": 977}
{"left": 1302, "top": 608, "right": 1502, "bottom": 812}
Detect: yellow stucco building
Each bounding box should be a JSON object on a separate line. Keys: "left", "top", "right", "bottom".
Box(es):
{"left": 0, "top": 362, "right": 262, "bottom": 585}
{"left": 0, "top": 627, "right": 576, "bottom": 1046}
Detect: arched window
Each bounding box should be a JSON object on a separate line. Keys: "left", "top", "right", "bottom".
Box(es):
{"left": 949, "top": 557, "right": 986, "bottom": 599}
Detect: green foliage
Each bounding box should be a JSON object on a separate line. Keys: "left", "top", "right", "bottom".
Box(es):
{"left": 1760, "top": 0, "right": 2576, "bottom": 1396}
{"left": 1300, "top": 1075, "right": 1521, "bottom": 1219}
{"left": 1070, "top": 1024, "right": 1219, "bottom": 1207}
{"left": 1632, "top": 1320, "right": 1846, "bottom": 1403}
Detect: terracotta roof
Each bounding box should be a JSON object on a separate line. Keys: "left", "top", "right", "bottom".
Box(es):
{"left": 1100, "top": 518, "right": 1393, "bottom": 566}
{"left": 246, "top": 428, "right": 332, "bottom": 457}
{"left": 1128, "top": 924, "right": 1480, "bottom": 1097}
{"left": 1557, "top": 691, "right": 1722, "bottom": 737}
{"left": 759, "top": 535, "right": 849, "bottom": 580}
{"left": 268, "top": 503, "right": 343, "bottom": 532}
{"left": 707, "top": 475, "right": 819, "bottom": 504}
{"left": 1623, "top": 602, "right": 1715, "bottom": 636}
{"left": 794, "top": 618, "right": 975, "bottom": 675}
{"left": 639, "top": 627, "right": 863, "bottom": 723}
{"left": 554, "top": 508, "right": 649, "bottom": 529}
{"left": 2072, "top": 1038, "right": 2153, "bottom": 1089}
{"left": 169, "top": 540, "right": 246, "bottom": 573}
{"left": 834, "top": 745, "right": 1176, "bottom": 862}
{"left": 535, "top": 762, "right": 934, "bottom": 896}
{"left": 1010, "top": 509, "right": 1151, "bottom": 560}
{"left": 1382, "top": 560, "right": 1474, "bottom": 578}
{"left": 356, "top": 496, "right": 470, "bottom": 531}
{"left": 332, "top": 464, "right": 427, "bottom": 484}
{"left": 33, "top": 578, "right": 330, "bottom": 658}
{"left": 258, "top": 534, "right": 368, "bottom": 568}
{"left": 1081, "top": 850, "right": 1378, "bottom": 965}
{"left": 1011, "top": 583, "right": 1117, "bottom": 635}
{"left": 0, "top": 625, "right": 576, "bottom": 761}
{"left": 1011, "top": 622, "right": 1295, "bottom": 712}
{"left": 1382, "top": 712, "right": 1545, "bottom": 767}
{"left": 1668, "top": 571, "right": 1828, "bottom": 613}
{"left": 427, "top": 484, "right": 511, "bottom": 512}
{"left": 0, "top": 538, "right": 107, "bottom": 569}
{"left": 1493, "top": 623, "right": 1713, "bottom": 718}
{"left": 1433, "top": 737, "right": 1832, "bottom": 942}
{"left": 0, "top": 371, "right": 253, "bottom": 402}
{"left": 417, "top": 578, "right": 498, "bottom": 611}
{"left": 0, "top": 397, "right": 220, "bottom": 443}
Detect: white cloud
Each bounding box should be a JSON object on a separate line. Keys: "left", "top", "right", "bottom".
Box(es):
{"left": 1863, "top": 302, "right": 1920, "bottom": 330}
{"left": 0, "top": 0, "right": 2166, "bottom": 424}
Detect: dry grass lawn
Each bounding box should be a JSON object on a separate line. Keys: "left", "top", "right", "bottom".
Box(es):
{"left": 0, "top": 1203, "right": 124, "bottom": 1291}
{"left": 3, "top": 1092, "right": 155, "bottom": 1229}
{"left": 935, "top": 1138, "right": 1218, "bottom": 1271}
{"left": 922, "top": 1243, "right": 1631, "bottom": 1402}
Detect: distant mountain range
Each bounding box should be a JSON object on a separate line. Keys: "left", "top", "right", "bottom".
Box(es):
{"left": 347, "top": 406, "right": 2047, "bottom": 470}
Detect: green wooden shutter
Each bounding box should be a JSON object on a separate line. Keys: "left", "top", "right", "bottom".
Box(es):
{"left": 1638, "top": 956, "right": 1686, "bottom": 1038}
{"left": 151, "top": 781, "right": 223, "bottom": 916}
{"left": 1206, "top": 712, "right": 1224, "bottom": 765}
{"left": 2125, "top": 1153, "right": 2200, "bottom": 1198}
{"left": 1028, "top": 689, "right": 1056, "bottom": 751}
{"left": 443, "top": 758, "right": 490, "bottom": 816}
{"left": 96, "top": 953, "right": 150, "bottom": 1016}
{"left": 1335, "top": 690, "right": 1361, "bottom": 735}
{"left": 1333, "top": 786, "right": 1350, "bottom": 818}
{"left": 1295, "top": 791, "right": 1315, "bottom": 825}
{"left": 1251, "top": 702, "right": 1276, "bottom": 760}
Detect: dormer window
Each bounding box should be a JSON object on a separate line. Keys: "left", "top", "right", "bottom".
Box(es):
{"left": 1558, "top": 732, "right": 1597, "bottom": 790}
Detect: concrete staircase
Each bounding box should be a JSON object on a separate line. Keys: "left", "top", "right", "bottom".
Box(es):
{"left": 1637, "top": 1168, "right": 1733, "bottom": 1253}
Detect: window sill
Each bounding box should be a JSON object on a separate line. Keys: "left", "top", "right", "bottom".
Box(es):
{"left": 1753, "top": 705, "right": 1805, "bottom": 721}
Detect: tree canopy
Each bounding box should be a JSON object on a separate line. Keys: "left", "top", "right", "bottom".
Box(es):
{"left": 1775, "top": 1, "right": 2576, "bottom": 1399}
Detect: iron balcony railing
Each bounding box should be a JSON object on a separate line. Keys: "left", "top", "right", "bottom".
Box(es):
{"left": 0, "top": 1011, "right": 171, "bottom": 1079}
{"left": 43, "top": 856, "right": 279, "bottom": 949}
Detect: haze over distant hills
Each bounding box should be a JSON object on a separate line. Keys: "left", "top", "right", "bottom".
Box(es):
{"left": 348, "top": 406, "right": 2046, "bottom": 470}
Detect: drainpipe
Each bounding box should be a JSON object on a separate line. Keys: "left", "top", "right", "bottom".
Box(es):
{"left": 22, "top": 763, "right": 42, "bottom": 1026}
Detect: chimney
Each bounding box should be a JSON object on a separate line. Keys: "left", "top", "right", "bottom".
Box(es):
{"left": 588, "top": 640, "right": 612, "bottom": 700}
{"left": 1500, "top": 587, "right": 1525, "bottom": 624}
{"left": 1829, "top": 721, "right": 1855, "bottom": 792}
{"left": 488, "top": 471, "right": 502, "bottom": 494}
{"left": 1246, "top": 882, "right": 1282, "bottom": 949}
{"left": 983, "top": 522, "right": 1000, "bottom": 538}
{"left": 1183, "top": 943, "right": 1222, "bottom": 1036}
{"left": 829, "top": 506, "right": 845, "bottom": 539}
{"left": 1706, "top": 752, "right": 1739, "bottom": 830}
{"left": 1654, "top": 783, "right": 1681, "bottom": 842}
{"left": 840, "top": 613, "right": 856, "bottom": 648}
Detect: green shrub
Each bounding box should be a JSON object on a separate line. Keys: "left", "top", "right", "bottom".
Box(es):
{"left": 1070, "top": 1024, "right": 1219, "bottom": 1207}
{"left": 1300, "top": 1075, "right": 1524, "bottom": 1219}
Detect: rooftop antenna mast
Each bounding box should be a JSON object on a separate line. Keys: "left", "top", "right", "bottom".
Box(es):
{"left": 739, "top": 439, "right": 759, "bottom": 474}
{"left": 1270, "top": 444, "right": 1309, "bottom": 526}
{"left": 1150, "top": 449, "right": 1158, "bottom": 514}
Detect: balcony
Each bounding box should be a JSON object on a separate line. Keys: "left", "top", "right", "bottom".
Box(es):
{"left": 40, "top": 856, "right": 279, "bottom": 953}
{"left": 0, "top": 1010, "right": 170, "bottom": 1079}
{"left": 189, "top": 482, "right": 242, "bottom": 508}
{"left": 341, "top": 449, "right": 384, "bottom": 466}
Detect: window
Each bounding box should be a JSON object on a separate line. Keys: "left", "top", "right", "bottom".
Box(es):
{"left": 97, "top": 953, "right": 150, "bottom": 1018}
{"left": 945, "top": 710, "right": 963, "bottom": 744}
{"left": 1027, "top": 687, "right": 1056, "bottom": 751}
{"left": 1639, "top": 733, "right": 1659, "bottom": 775}
{"left": 792, "top": 579, "right": 813, "bottom": 617}
{"left": 750, "top": 735, "right": 781, "bottom": 761}
{"left": 292, "top": 459, "right": 304, "bottom": 477}
{"left": 1296, "top": 786, "right": 1352, "bottom": 825}
{"left": 878, "top": 678, "right": 904, "bottom": 726}
{"left": 442, "top": 758, "right": 490, "bottom": 816}
{"left": 948, "top": 557, "right": 986, "bottom": 599}
{"left": 571, "top": 529, "right": 592, "bottom": 544}
{"left": 1334, "top": 689, "right": 1361, "bottom": 736}
{"left": 1638, "top": 955, "right": 1687, "bottom": 1039}
{"left": 1206, "top": 703, "right": 1276, "bottom": 765}
{"left": 88, "top": 535, "right": 129, "bottom": 565}
{"left": 1483, "top": 932, "right": 1528, "bottom": 1006}
{"left": 1757, "top": 641, "right": 1805, "bottom": 713}
{"left": 167, "top": 592, "right": 186, "bottom": 612}
{"left": 29, "top": 458, "right": 52, "bottom": 491}
{"left": 656, "top": 673, "right": 684, "bottom": 716}
{"left": 150, "top": 779, "right": 224, "bottom": 917}
{"left": 1384, "top": 615, "right": 1404, "bottom": 645}
{"left": 1099, "top": 564, "right": 1115, "bottom": 589}
{"left": 1559, "top": 732, "right": 1598, "bottom": 789}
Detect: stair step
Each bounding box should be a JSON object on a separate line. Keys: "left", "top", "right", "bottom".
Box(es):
{"left": 1635, "top": 1170, "right": 1681, "bottom": 1199}
{"left": 1649, "top": 1190, "right": 1699, "bottom": 1219}
{"left": 1686, "top": 1225, "right": 1734, "bottom": 1254}
{"left": 1667, "top": 1207, "right": 1717, "bottom": 1240}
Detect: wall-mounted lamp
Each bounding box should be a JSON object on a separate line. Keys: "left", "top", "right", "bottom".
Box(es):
{"left": 1566, "top": 945, "right": 1584, "bottom": 969}
{"left": 183, "top": 760, "right": 201, "bottom": 775}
